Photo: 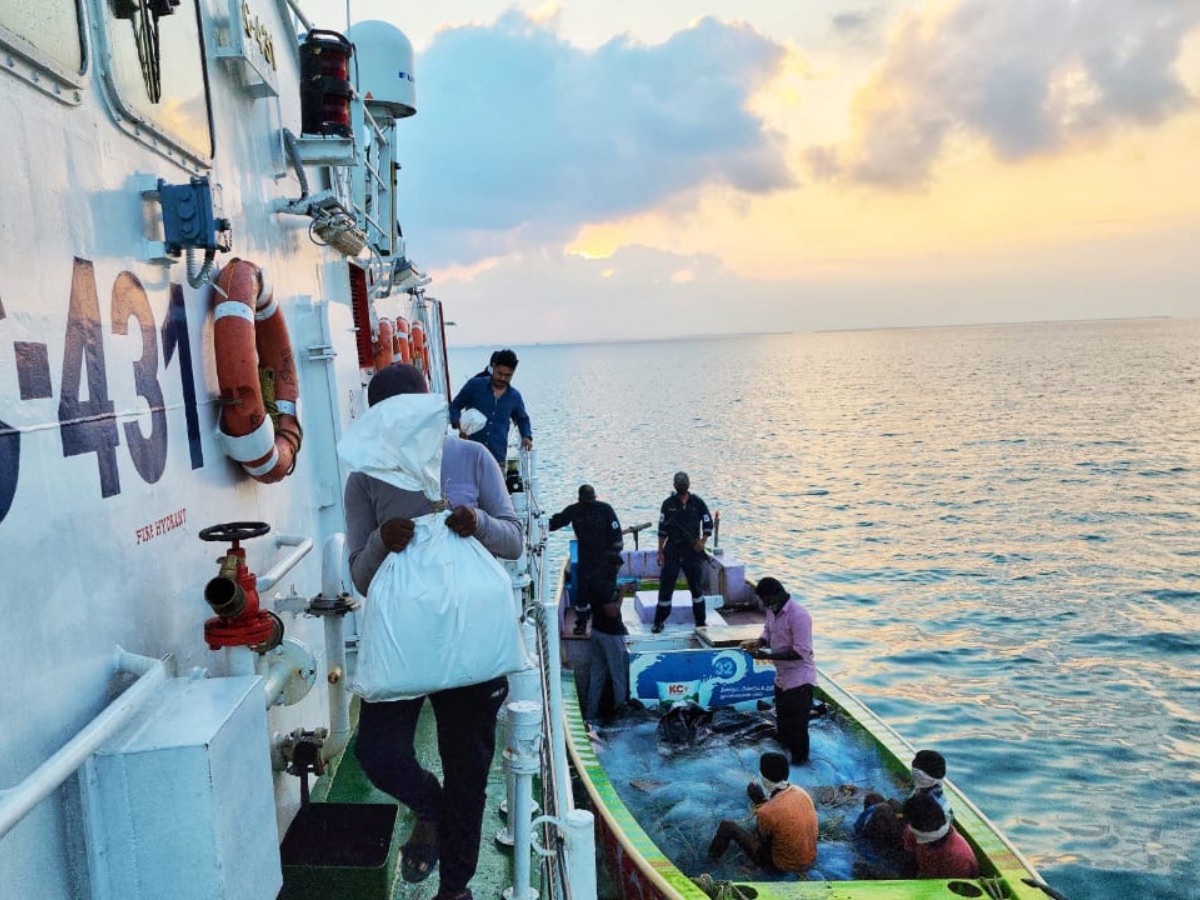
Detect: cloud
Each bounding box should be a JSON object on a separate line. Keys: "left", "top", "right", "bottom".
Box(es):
{"left": 400, "top": 11, "right": 794, "bottom": 265}
{"left": 437, "top": 225, "right": 1200, "bottom": 347}
{"left": 818, "top": 0, "right": 1200, "bottom": 187}
{"left": 831, "top": 11, "right": 875, "bottom": 36}
{"left": 829, "top": 6, "right": 887, "bottom": 51}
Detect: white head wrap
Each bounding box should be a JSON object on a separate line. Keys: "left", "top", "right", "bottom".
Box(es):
{"left": 910, "top": 821, "right": 951, "bottom": 844}
{"left": 911, "top": 766, "right": 942, "bottom": 792}
{"left": 761, "top": 776, "right": 789, "bottom": 795}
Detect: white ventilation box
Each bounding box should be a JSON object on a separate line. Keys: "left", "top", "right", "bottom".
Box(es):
{"left": 82, "top": 675, "right": 280, "bottom": 900}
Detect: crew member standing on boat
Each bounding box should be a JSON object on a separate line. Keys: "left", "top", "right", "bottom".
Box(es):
{"left": 707, "top": 751, "right": 818, "bottom": 873}
{"left": 345, "top": 363, "right": 522, "bottom": 900}
{"left": 549, "top": 484, "right": 624, "bottom": 636}
{"left": 448, "top": 348, "right": 533, "bottom": 466}
{"left": 652, "top": 471, "right": 714, "bottom": 633}
{"left": 740, "top": 577, "right": 817, "bottom": 765}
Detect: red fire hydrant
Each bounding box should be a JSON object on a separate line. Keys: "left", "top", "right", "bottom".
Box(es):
{"left": 199, "top": 522, "right": 283, "bottom": 651}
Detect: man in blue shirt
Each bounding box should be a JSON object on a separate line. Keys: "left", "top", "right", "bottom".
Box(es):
{"left": 448, "top": 348, "right": 533, "bottom": 466}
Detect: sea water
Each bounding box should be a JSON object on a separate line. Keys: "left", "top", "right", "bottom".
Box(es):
{"left": 450, "top": 316, "right": 1200, "bottom": 900}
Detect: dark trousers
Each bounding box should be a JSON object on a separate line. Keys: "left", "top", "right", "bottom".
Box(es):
{"left": 655, "top": 549, "right": 706, "bottom": 625}
{"left": 709, "top": 819, "right": 767, "bottom": 866}
{"left": 574, "top": 565, "right": 616, "bottom": 625}
{"left": 354, "top": 677, "right": 508, "bottom": 893}
{"left": 775, "top": 682, "right": 814, "bottom": 764}
{"left": 586, "top": 631, "right": 629, "bottom": 722}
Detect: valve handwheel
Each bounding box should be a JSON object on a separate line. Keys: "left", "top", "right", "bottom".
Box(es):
{"left": 199, "top": 521, "right": 271, "bottom": 544}
{"left": 197, "top": 520, "right": 280, "bottom": 651}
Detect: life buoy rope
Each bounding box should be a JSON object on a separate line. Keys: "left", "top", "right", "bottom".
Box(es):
{"left": 393, "top": 315, "right": 413, "bottom": 364}
{"left": 410, "top": 319, "right": 431, "bottom": 373}
{"left": 212, "top": 259, "right": 303, "bottom": 483}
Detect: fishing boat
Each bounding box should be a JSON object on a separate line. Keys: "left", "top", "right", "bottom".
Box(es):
{"left": 557, "top": 544, "right": 1066, "bottom": 900}
{"left": 0, "top": 3, "right": 588, "bottom": 899}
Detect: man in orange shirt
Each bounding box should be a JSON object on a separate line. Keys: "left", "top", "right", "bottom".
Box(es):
{"left": 707, "top": 751, "right": 818, "bottom": 873}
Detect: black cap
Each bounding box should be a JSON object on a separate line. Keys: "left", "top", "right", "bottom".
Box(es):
{"left": 912, "top": 749, "right": 946, "bottom": 780}
{"left": 367, "top": 363, "right": 429, "bottom": 406}
{"left": 578, "top": 484, "right": 596, "bottom": 501}
{"left": 755, "top": 577, "right": 789, "bottom": 602}
{"left": 760, "top": 752, "right": 790, "bottom": 782}
{"left": 902, "top": 793, "right": 946, "bottom": 833}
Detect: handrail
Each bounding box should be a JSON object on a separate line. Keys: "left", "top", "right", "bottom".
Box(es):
{"left": 256, "top": 533, "right": 314, "bottom": 592}
{"left": 0, "top": 648, "right": 168, "bottom": 840}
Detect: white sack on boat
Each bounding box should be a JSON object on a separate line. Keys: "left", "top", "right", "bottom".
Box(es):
{"left": 351, "top": 510, "right": 529, "bottom": 700}
{"left": 336, "top": 394, "right": 446, "bottom": 500}
{"left": 459, "top": 408, "right": 487, "bottom": 436}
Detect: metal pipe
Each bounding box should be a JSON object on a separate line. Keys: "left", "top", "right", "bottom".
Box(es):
{"left": 320, "top": 612, "right": 351, "bottom": 762}
{"left": 260, "top": 655, "right": 292, "bottom": 708}
{"left": 321, "top": 533, "right": 347, "bottom": 599}
{"left": 255, "top": 534, "right": 314, "bottom": 593}
{"left": 283, "top": 0, "right": 313, "bottom": 32}
{"left": 562, "top": 809, "right": 597, "bottom": 900}
{"left": 503, "top": 700, "right": 541, "bottom": 900}
{"left": 524, "top": 449, "right": 539, "bottom": 500}
{"left": 0, "top": 648, "right": 167, "bottom": 841}
{"left": 318, "top": 533, "right": 353, "bottom": 762}
{"left": 540, "top": 584, "right": 573, "bottom": 813}
{"left": 498, "top": 618, "right": 542, "bottom": 845}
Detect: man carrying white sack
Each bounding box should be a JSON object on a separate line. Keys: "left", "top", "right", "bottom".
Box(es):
{"left": 343, "top": 362, "right": 522, "bottom": 900}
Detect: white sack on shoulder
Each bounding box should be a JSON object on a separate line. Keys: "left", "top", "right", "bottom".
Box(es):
{"left": 337, "top": 394, "right": 446, "bottom": 499}
{"left": 351, "top": 511, "right": 532, "bottom": 701}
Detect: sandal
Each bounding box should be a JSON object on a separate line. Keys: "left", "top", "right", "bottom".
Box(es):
{"left": 400, "top": 816, "right": 439, "bottom": 883}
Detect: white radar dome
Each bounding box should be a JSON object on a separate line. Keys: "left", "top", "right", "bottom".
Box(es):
{"left": 348, "top": 20, "right": 416, "bottom": 118}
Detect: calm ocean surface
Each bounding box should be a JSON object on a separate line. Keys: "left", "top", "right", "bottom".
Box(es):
{"left": 453, "top": 317, "right": 1200, "bottom": 900}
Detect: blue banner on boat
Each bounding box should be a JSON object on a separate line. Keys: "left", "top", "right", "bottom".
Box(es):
{"left": 630, "top": 648, "right": 775, "bottom": 708}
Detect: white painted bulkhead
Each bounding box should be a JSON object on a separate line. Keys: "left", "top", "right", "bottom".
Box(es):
{"left": 0, "top": 0, "right": 411, "bottom": 896}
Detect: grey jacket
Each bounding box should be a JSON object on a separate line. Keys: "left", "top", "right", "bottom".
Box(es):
{"left": 345, "top": 436, "right": 523, "bottom": 595}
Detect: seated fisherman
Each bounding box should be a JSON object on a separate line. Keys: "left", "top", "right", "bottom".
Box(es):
{"left": 707, "top": 752, "right": 818, "bottom": 873}
{"left": 910, "top": 749, "right": 954, "bottom": 823}
{"left": 901, "top": 792, "right": 979, "bottom": 879}
{"left": 852, "top": 792, "right": 906, "bottom": 873}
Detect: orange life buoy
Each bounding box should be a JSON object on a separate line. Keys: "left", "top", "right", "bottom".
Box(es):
{"left": 410, "top": 319, "right": 431, "bottom": 373}
{"left": 393, "top": 316, "right": 412, "bottom": 364}
{"left": 374, "top": 318, "right": 395, "bottom": 368}
{"left": 212, "top": 259, "right": 302, "bottom": 484}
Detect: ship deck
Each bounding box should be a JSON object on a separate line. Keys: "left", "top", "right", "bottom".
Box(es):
{"left": 281, "top": 699, "right": 518, "bottom": 900}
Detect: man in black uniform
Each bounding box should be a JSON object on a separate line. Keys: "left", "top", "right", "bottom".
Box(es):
{"left": 549, "top": 484, "right": 624, "bottom": 636}
{"left": 653, "top": 471, "right": 714, "bottom": 633}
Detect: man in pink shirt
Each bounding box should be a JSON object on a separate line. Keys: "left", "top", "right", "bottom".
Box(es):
{"left": 740, "top": 577, "right": 817, "bottom": 764}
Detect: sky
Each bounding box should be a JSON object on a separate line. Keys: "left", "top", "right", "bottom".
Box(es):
{"left": 309, "top": 1, "right": 1200, "bottom": 346}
